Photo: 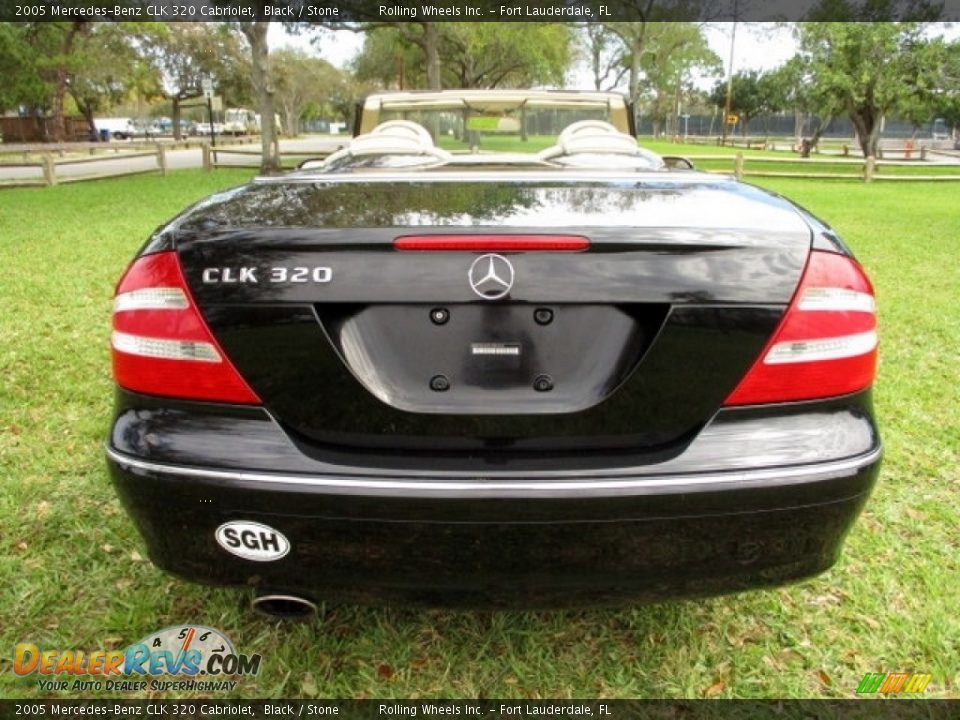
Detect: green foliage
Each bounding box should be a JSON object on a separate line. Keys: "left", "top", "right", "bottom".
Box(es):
{"left": 351, "top": 26, "right": 423, "bottom": 88}
{"left": 710, "top": 70, "right": 785, "bottom": 133}
{"left": 67, "top": 24, "right": 155, "bottom": 126}
{"left": 581, "top": 24, "right": 628, "bottom": 91}
{"left": 794, "top": 20, "right": 939, "bottom": 155}
{"left": 149, "top": 23, "right": 251, "bottom": 104}
{"left": 596, "top": 20, "right": 718, "bottom": 132}
{"left": 926, "top": 39, "right": 960, "bottom": 131}
{"left": 632, "top": 23, "right": 721, "bottom": 134}
{"left": 270, "top": 48, "right": 351, "bottom": 134}
{"left": 351, "top": 23, "right": 574, "bottom": 90}
{"left": 440, "top": 23, "right": 573, "bottom": 89}
{"left": 0, "top": 23, "right": 75, "bottom": 114}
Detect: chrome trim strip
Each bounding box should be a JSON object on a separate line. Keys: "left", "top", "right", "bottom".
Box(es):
{"left": 105, "top": 445, "right": 881, "bottom": 494}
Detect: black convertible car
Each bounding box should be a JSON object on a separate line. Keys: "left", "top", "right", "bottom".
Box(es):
{"left": 106, "top": 91, "right": 880, "bottom": 615}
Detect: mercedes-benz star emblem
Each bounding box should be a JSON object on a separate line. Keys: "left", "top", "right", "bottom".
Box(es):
{"left": 468, "top": 254, "right": 515, "bottom": 300}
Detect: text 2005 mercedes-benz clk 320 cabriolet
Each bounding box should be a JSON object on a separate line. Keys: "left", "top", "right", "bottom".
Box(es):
{"left": 106, "top": 90, "right": 880, "bottom": 616}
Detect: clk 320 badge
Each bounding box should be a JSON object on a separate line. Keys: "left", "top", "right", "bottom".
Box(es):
{"left": 201, "top": 266, "right": 332, "bottom": 284}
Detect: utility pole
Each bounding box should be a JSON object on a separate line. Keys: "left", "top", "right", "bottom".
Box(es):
{"left": 721, "top": 15, "right": 738, "bottom": 146}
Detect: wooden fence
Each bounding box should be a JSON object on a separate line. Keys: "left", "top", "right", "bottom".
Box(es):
{"left": 0, "top": 138, "right": 261, "bottom": 187}
{"left": 678, "top": 135, "right": 937, "bottom": 159}
{"left": 4, "top": 142, "right": 957, "bottom": 187}
{"left": 206, "top": 144, "right": 340, "bottom": 170}
{"left": 684, "top": 153, "right": 960, "bottom": 182}
{"left": 0, "top": 146, "right": 171, "bottom": 187}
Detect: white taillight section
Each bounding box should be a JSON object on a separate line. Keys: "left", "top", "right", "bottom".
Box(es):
{"left": 724, "top": 250, "right": 878, "bottom": 406}
{"left": 113, "top": 287, "right": 189, "bottom": 312}
{"left": 764, "top": 330, "right": 878, "bottom": 365}
{"left": 796, "top": 287, "right": 876, "bottom": 313}
{"left": 111, "top": 252, "right": 260, "bottom": 404}
{"left": 111, "top": 331, "right": 221, "bottom": 363}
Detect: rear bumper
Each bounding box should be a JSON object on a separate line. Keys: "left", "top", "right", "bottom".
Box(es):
{"left": 106, "top": 412, "right": 881, "bottom": 606}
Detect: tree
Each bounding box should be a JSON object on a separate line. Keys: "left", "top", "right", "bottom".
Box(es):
{"left": 351, "top": 26, "right": 424, "bottom": 89}
{"left": 239, "top": 17, "right": 280, "bottom": 173}
{"left": 439, "top": 24, "right": 573, "bottom": 89}
{"left": 636, "top": 22, "right": 720, "bottom": 136}
{"left": 0, "top": 23, "right": 51, "bottom": 116}
{"left": 0, "top": 22, "right": 160, "bottom": 140}
{"left": 67, "top": 24, "right": 157, "bottom": 138}
{"left": 343, "top": 22, "right": 442, "bottom": 89}
{"left": 709, "top": 70, "right": 777, "bottom": 136}
{"left": 794, "top": 20, "right": 937, "bottom": 157}
{"left": 152, "top": 23, "right": 251, "bottom": 140}
{"left": 581, "top": 24, "right": 628, "bottom": 92}
{"left": 600, "top": 0, "right": 709, "bottom": 129}
{"left": 930, "top": 41, "right": 960, "bottom": 135}
{"left": 270, "top": 49, "right": 348, "bottom": 136}
{"left": 46, "top": 21, "right": 90, "bottom": 142}
{"left": 352, "top": 23, "right": 573, "bottom": 91}
{"left": 0, "top": 22, "right": 92, "bottom": 140}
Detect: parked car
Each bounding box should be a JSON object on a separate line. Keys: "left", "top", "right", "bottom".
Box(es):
{"left": 194, "top": 122, "right": 224, "bottom": 136}
{"left": 130, "top": 118, "right": 158, "bottom": 138}
{"left": 106, "top": 90, "right": 881, "bottom": 616}
{"left": 151, "top": 117, "right": 173, "bottom": 135}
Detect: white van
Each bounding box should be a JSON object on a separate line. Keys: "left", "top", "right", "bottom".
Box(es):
{"left": 94, "top": 117, "right": 136, "bottom": 140}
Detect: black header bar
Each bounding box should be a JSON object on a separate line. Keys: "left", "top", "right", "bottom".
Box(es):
{"left": 2, "top": 0, "right": 959, "bottom": 22}
{"left": 1, "top": 700, "right": 959, "bottom": 720}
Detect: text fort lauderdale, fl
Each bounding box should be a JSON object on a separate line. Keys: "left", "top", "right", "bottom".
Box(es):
{"left": 378, "top": 704, "right": 610, "bottom": 717}
{"left": 377, "top": 4, "right": 611, "bottom": 18}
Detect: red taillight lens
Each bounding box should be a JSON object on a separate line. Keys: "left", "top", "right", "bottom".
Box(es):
{"left": 111, "top": 252, "right": 260, "bottom": 404}
{"left": 394, "top": 235, "right": 590, "bottom": 252}
{"left": 723, "top": 250, "right": 877, "bottom": 406}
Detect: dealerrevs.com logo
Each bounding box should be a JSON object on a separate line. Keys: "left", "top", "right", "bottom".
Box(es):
{"left": 14, "top": 625, "right": 261, "bottom": 693}
{"left": 856, "top": 672, "right": 932, "bottom": 695}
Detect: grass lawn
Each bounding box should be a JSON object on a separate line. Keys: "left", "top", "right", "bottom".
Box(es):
{"left": 0, "top": 170, "right": 957, "bottom": 700}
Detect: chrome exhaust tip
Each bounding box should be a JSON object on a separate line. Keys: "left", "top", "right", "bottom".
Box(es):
{"left": 251, "top": 593, "right": 318, "bottom": 621}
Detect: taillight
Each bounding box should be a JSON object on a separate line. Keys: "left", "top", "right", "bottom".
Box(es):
{"left": 111, "top": 252, "right": 260, "bottom": 404}
{"left": 723, "top": 250, "right": 877, "bottom": 406}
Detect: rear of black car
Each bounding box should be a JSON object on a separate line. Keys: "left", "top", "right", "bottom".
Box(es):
{"left": 106, "top": 174, "right": 881, "bottom": 607}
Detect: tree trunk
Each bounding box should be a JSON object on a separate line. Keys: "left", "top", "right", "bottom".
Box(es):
{"left": 801, "top": 114, "right": 832, "bottom": 157}
{"left": 850, "top": 108, "right": 880, "bottom": 158}
{"left": 284, "top": 101, "right": 299, "bottom": 137}
{"left": 172, "top": 97, "right": 182, "bottom": 141}
{"left": 424, "top": 23, "right": 441, "bottom": 90}
{"left": 628, "top": 51, "right": 642, "bottom": 133}
{"left": 78, "top": 101, "right": 97, "bottom": 141}
{"left": 51, "top": 22, "right": 84, "bottom": 143}
{"left": 241, "top": 20, "right": 280, "bottom": 174}
{"left": 794, "top": 109, "right": 804, "bottom": 148}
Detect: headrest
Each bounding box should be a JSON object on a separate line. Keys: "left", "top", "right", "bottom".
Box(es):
{"left": 319, "top": 120, "right": 451, "bottom": 166}
{"left": 537, "top": 120, "right": 663, "bottom": 169}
